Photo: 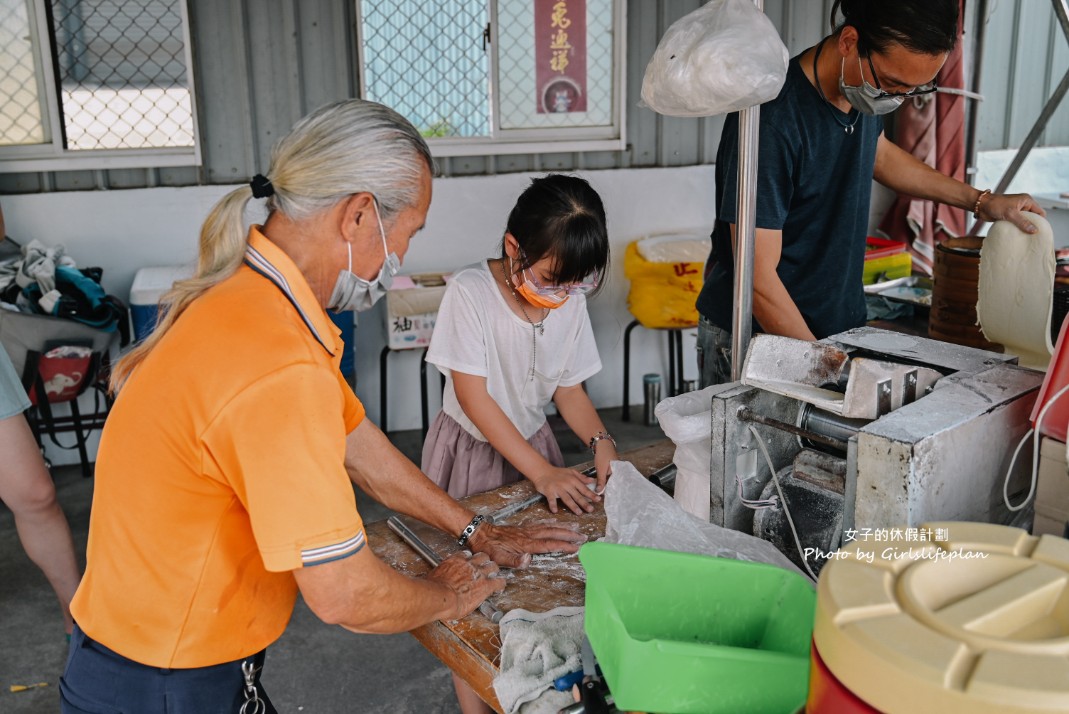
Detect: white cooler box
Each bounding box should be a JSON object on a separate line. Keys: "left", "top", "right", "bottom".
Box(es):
{"left": 130, "top": 265, "right": 194, "bottom": 342}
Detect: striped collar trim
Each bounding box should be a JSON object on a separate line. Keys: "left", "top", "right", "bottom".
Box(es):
{"left": 301, "top": 530, "right": 366, "bottom": 565}
{"left": 243, "top": 232, "right": 335, "bottom": 356}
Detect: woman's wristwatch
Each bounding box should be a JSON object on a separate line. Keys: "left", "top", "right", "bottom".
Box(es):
{"left": 588, "top": 430, "right": 616, "bottom": 456}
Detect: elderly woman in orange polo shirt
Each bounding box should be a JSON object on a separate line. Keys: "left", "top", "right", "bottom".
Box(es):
{"left": 59, "top": 99, "right": 586, "bottom": 714}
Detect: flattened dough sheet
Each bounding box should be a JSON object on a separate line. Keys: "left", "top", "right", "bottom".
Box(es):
{"left": 977, "top": 211, "right": 1055, "bottom": 370}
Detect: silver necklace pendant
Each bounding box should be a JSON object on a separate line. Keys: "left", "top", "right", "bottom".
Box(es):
{"left": 845, "top": 125, "right": 854, "bottom": 135}
{"left": 535, "top": 322, "right": 545, "bottom": 336}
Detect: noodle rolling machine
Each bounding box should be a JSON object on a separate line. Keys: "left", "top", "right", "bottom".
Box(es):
{"left": 696, "top": 326, "right": 1043, "bottom": 573}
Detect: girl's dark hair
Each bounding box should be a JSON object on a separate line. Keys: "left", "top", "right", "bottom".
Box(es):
{"left": 504, "top": 174, "right": 609, "bottom": 296}
{"left": 831, "top": 0, "right": 959, "bottom": 56}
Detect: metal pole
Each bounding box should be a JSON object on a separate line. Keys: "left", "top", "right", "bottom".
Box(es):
{"left": 386, "top": 516, "right": 504, "bottom": 624}
{"left": 1056, "top": 0, "right": 1069, "bottom": 45}
{"left": 731, "top": 107, "right": 759, "bottom": 382}
{"left": 963, "top": 0, "right": 989, "bottom": 190}
{"left": 730, "top": 0, "right": 764, "bottom": 382}
{"left": 730, "top": 0, "right": 763, "bottom": 382}
{"left": 737, "top": 407, "right": 849, "bottom": 452}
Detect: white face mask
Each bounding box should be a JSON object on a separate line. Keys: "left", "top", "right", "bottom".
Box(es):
{"left": 327, "top": 197, "right": 401, "bottom": 312}
{"left": 838, "top": 56, "right": 905, "bottom": 116}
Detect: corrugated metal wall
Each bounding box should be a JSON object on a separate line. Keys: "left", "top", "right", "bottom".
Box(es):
{"left": 975, "top": 0, "right": 1069, "bottom": 152}
{"left": 1, "top": 0, "right": 1065, "bottom": 194}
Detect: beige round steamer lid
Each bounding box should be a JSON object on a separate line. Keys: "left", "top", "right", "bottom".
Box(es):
{"left": 814, "top": 522, "right": 1069, "bottom": 714}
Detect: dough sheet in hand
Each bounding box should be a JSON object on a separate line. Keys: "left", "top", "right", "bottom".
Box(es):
{"left": 977, "top": 211, "right": 1055, "bottom": 370}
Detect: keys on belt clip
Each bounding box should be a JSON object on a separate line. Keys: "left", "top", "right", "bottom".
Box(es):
{"left": 239, "top": 659, "right": 266, "bottom": 714}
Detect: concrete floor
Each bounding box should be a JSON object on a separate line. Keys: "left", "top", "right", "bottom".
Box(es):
{"left": 0, "top": 406, "right": 666, "bottom": 713}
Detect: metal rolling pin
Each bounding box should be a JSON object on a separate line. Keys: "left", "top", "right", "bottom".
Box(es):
{"left": 489, "top": 466, "right": 598, "bottom": 524}
{"left": 386, "top": 516, "right": 504, "bottom": 624}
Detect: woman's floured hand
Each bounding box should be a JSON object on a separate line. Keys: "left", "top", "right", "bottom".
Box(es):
{"left": 531, "top": 466, "right": 600, "bottom": 515}
{"left": 467, "top": 521, "right": 587, "bottom": 569}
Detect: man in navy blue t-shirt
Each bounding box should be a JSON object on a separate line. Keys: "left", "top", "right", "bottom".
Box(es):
{"left": 696, "top": 0, "right": 1043, "bottom": 387}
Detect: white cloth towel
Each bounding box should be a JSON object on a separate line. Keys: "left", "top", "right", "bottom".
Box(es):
{"left": 492, "top": 606, "right": 585, "bottom": 714}
{"left": 16, "top": 239, "right": 76, "bottom": 293}
{"left": 0, "top": 256, "right": 19, "bottom": 294}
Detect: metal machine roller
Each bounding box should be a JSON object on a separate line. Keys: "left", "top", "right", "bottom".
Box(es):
{"left": 796, "top": 405, "right": 871, "bottom": 455}
{"left": 694, "top": 326, "right": 1042, "bottom": 575}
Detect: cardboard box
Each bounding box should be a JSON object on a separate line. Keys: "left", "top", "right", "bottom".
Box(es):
{"left": 384, "top": 273, "right": 449, "bottom": 350}
{"left": 1034, "top": 436, "right": 1069, "bottom": 537}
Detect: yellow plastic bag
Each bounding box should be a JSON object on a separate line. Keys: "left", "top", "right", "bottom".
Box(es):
{"left": 624, "top": 237, "right": 706, "bottom": 328}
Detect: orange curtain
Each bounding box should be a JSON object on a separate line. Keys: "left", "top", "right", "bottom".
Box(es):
{"left": 877, "top": 0, "right": 967, "bottom": 276}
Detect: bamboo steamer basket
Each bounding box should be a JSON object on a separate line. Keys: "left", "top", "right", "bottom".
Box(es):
{"left": 929, "top": 236, "right": 1001, "bottom": 351}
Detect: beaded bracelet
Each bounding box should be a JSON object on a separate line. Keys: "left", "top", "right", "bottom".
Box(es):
{"left": 588, "top": 431, "right": 617, "bottom": 456}
{"left": 457, "top": 513, "right": 486, "bottom": 547}
{"left": 973, "top": 188, "right": 992, "bottom": 220}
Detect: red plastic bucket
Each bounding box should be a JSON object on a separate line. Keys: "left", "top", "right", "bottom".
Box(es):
{"left": 806, "top": 642, "right": 881, "bottom": 714}
{"left": 1032, "top": 315, "right": 1069, "bottom": 442}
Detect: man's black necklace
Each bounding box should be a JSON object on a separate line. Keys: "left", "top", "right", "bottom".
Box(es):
{"left": 813, "top": 38, "right": 860, "bottom": 135}
{"left": 499, "top": 259, "right": 547, "bottom": 381}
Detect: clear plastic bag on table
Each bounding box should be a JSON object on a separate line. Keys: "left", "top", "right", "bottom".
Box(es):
{"left": 640, "top": 0, "right": 789, "bottom": 118}
{"left": 604, "top": 460, "right": 807, "bottom": 579}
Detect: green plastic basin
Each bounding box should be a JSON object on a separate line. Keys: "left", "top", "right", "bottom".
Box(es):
{"left": 579, "top": 542, "right": 815, "bottom": 714}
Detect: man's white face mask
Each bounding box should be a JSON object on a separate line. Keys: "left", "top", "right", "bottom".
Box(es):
{"left": 328, "top": 196, "right": 401, "bottom": 312}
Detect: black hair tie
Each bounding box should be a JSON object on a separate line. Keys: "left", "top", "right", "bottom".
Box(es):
{"left": 250, "top": 174, "right": 275, "bottom": 199}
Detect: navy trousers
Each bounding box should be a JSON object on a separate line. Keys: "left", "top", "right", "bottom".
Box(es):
{"left": 60, "top": 624, "right": 275, "bottom": 714}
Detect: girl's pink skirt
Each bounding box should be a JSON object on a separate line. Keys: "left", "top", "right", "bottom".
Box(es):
{"left": 421, "top": 412, "right": 564, "bottom": 499}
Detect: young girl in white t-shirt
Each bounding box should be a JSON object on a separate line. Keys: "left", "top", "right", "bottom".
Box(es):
{"left": 424, "top": 173, "right": 616, "bottom": 512}
{"left": 422, "top": 173, "right": 615, "bottom": 712}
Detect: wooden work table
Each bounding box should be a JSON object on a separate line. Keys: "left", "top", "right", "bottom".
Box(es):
{"left": 366, "top": 439, "right": 675, "bottom": 713}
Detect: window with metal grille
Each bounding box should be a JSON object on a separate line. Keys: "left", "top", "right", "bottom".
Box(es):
{"left": 0, "top": 0, "right": 198, "bottom": 172}
{"left": 356, "top": 0, "right": 625, "bottom": 157}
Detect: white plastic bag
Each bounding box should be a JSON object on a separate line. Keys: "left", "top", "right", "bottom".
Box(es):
{"left": 655, "top": 385, "right": 721, "bottom": 520}
{"left": 640, "top": 0, "right": 789, "bottom": 117}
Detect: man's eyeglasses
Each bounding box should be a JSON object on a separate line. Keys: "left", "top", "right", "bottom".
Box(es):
{"left": 520, "top": 257, "right": 599, "bottom": 296}
{"left": 865, "top": 54, "right": 938, "bottom": 99}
